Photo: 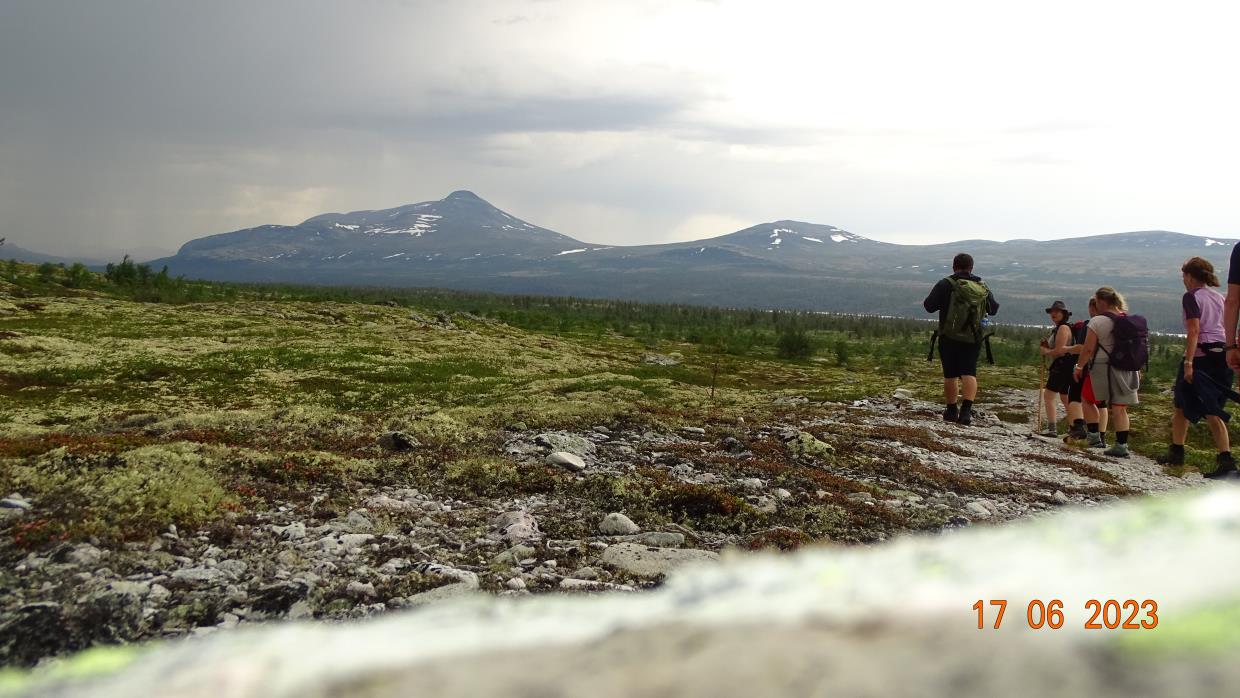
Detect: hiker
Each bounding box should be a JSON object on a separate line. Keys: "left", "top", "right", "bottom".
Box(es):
{"left": 1065, "top": 298, "right": 1108, "bottom": 446}
{"left": 1072, "top": 287, "right": 1141, "bottom": 458}
{"left": 1038, "top": 300, "right": 1077, "bottom": 437}
{"left": 1225, "top": 240, "right": 1240, "bottom": 378}
{"left": 923, "top": 253, "right": 1000, "bottom": 426}
{"left": 1158, "top": 258, "right": 1239, "bottom": 478}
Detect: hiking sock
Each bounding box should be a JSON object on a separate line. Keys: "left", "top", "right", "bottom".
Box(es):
{"left": 1073, "top": 419, "right": 1086, "bottom": 429}
{"left": 1116, "top": 431, "right": 1129, "bottom": 445}
{"left": 1087, "top": 423, "right": 1099, "bottom": 433}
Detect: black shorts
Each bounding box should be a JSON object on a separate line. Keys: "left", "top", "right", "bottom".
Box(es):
{"left": 939, "top": 336, "right": 981, "bottom": 379}
{"left": 1173, "top": 352, "right": 1234, "bottom": 411}
{"left": 1046, "top": 357, "right": 1075, "bottom": 395}
{"left": 1067, "top": 375, "right": 1084, "bottom": 403}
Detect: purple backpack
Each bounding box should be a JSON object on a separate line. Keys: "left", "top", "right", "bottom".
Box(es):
{"left": 1100, "top": 312, "right": 1148, "bottom": 371}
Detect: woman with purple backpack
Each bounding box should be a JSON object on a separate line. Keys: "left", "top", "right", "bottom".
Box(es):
{"left": 1156, "top": 257, "right": 1238, "bottom": 478}
{"left": 1073, "top": 287, "right": 1140, "bottom": 458}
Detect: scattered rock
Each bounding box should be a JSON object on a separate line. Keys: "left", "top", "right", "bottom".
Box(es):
{"left": 377, "top": 431, "right": 420, "bottom": 451}
{"left": 170, "top": 567, "right": 229, "bottom": 587}
{"left": 788, "top": 431, "right": 834, "bottom": 460}
{"left": 65, "top": 544, "right": 104, "bottom": 567}
{"left": 738, "top": 478, "right": 764, "bottom": 491}
{"left": 558, "top": 578, "right": 635, "bottom": 592}
{"left": 491, "top": 511, "right": 542, "bottom": 543}
{"left": 274, "top": 522, "right": 306, "bottom": 541}
{"left": 599, "top": 543, "right": 720, "bottom": 579}
{"left": 492, "top": 544, "right": 537, "bottom": 565}
{"left": 1053, "top": 491, "right": 1070, "bottom": 505}
{"left": 641, "top": 352, "right": 681, "bottom": 366}
{"left": 0, "top": 496, "right": 32, "bottom": 511}
{"left": 965, "top": 502, "right": 993, "bottom": 519}
{"left": 546, "top": 451, "right": 587, "bottom": 472}
{"left": 616, "top": 532, "right": 685, "bottom": 548}
{"left": 505, "top": 577, "right": 527, "bottom": 591}
{"left": 534, "top": 433, "right": 597, "bottom": 458}
{"left": 346, "top": 581, "right": 377, "bottom": 598}
{"left": 599, "top": 513, "right": 640, "bottom": 536}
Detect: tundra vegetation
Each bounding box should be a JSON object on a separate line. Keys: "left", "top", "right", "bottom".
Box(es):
{"left": 0, "top": 259, "right": 1213, "bottom": 667}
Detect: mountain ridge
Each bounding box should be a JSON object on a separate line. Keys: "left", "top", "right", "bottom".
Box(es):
{"left": 14, "top": 191, "right": 1239, "bottom": 330}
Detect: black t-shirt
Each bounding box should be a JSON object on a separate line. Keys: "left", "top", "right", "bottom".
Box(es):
{"left": 1229, "top": 242, "right": 1240, "bottom": 286}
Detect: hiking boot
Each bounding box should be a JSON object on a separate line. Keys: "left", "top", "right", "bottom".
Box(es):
{"left": 1067, "top": 423, "right": 1088, "bottom": 441}
{"left": 1205, "top": 453, "right": 1239, "bottom": 480}
{"left": 1103, "top": 443, "right": 1130, "bottom": 458}
{"left": 1155, "top": 449, "right": 1185, "bottom": 466}
{"left": 943, "top": 404, "right": 959, "bottom": 423}
{"left": 1086, "top": 432, "right": 1107, "bottom": 449}
{"left": 1039, "top": 422, "right": 1058, "bottom": 438}
{"left": 956, "top": 404, "right": 973, "bottom": 427}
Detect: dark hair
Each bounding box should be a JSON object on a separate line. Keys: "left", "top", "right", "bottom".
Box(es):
{"left": 1181, "top": 257, "right": 1220, "bottom": 287}
{"left": 952, "top": 253, "right": 974, "bottom": 273}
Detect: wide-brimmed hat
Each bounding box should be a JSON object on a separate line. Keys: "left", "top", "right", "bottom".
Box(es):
{"left": 1044, "top": 300, "right": 1072, "bottom": 318}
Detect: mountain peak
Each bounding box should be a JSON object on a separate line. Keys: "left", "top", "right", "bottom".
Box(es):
{"left": 444, "top": 190, "right": 486, "bottom": 203}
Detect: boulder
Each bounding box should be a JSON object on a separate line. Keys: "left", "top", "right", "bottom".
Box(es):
{"left": 599, "top": 543, "right": 720, "bottom": 579}
{"left": 598, "top": 513, "right": 640, "bottom": 536}
{"left": 546, "top": 451, "right": 587, "bottom": 472}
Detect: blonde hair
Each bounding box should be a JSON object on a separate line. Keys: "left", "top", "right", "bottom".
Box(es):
{"left": 1094, "top": 286, "right": 1126, "bottom": 312}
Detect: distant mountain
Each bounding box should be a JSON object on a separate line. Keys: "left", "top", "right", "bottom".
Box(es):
{"left": 0, "top": 240, "right": 105, "bottom": 266}
{"left": 153, "top": 192, "right": 1238, "bottom": 331}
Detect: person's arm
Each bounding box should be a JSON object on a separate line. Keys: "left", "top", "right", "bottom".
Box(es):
{"left": 1184, "top": 317, "right": 1200, "bottom": 383}
{"left": 1227, "top": 285, "right": 1240, "bottom": 370}
{"left": 1073, "top": 329, "right": 1098, "bottom": 382}
{"left": 1226, "top": 243, "right": 1240, "bottom": 370}
{"left": 1052, "top": 324, "right": 1072, "bottom": 357}
{"left": 923, "top": 279, "right": 946, "bottom": 313}
{"left": 986, "top": 291, "right": 999, "bottom": 316}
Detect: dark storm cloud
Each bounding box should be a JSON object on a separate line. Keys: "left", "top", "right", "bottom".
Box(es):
{"left": 0, "top": 0, "right": 738, "bottom": 256}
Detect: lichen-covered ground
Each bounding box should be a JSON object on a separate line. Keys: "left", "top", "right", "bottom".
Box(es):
{"left": 0, "top": 278, "right": 1199, "bottom": 668}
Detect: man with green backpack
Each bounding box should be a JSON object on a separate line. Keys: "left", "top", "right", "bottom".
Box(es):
{"left": 923, "top": 253, "right": 1000, "bottom": 425}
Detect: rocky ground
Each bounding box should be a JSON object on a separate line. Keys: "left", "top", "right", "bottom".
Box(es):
{"left": 0, "top": 388, "right": 1193, "bottom": 668}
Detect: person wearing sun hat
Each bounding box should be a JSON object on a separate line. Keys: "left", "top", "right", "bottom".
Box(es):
{"left": 1038, "top": 300, "right": 1078, "bottom": 437}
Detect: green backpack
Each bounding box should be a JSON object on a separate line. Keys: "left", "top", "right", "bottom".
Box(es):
{"left": 940, "top": 277, "right": 989, "bottom": 344}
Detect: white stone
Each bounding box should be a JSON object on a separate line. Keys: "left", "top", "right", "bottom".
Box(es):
{"left": 598, "top": 513, "right": 640, "bottom": 536}
{"left": 546, "top": 451, "right": 586, "bottom": 472}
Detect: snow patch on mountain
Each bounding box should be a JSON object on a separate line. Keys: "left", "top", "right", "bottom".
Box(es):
{"left": 333, "top": 224, "right": 359, "bottom": 231}
{"left": 803, "top": 237, "right": 824, "bottom": 243}
{"left": 1206, "top": 239, "right": 1227, "bottom": 247}
{"left": 557, "top": 249, "right": 588, "bottom": 256}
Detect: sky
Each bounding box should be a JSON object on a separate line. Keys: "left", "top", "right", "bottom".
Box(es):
{"left": 2, "top": 0, "right": 1239, "bottom": 257}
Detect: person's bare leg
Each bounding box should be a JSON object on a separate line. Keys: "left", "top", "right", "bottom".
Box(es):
{"left": 961, "top": 375, "right": 978, "bottom": 401}
{"left": 1067, "top": 400, "right": 1083, "bottom": 423}
{"left": 1206, "top": 415, "right": 1230, "bottom": 454}
{"left": 944, "top": 379, "right": 958, "bottom": 406}
{"left": 1112, "top": 406, "right": 1129, "bottom": 433}
{"left": 1171, "top": 409, "right": 1189, "bottom": 445}
{"left": 1041, "top": 389, "right": 1056, "bottom": 428}
{"left": 1099, "top": 407, "right": 1110, "bottom": 434}
{"left": 1082, "top": 400, "right": 1098, "bottom": 424}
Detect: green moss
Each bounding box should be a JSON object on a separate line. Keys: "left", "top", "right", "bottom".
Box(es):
{"left": 1118, "top": 599, "right": 1240, "bottom": 658}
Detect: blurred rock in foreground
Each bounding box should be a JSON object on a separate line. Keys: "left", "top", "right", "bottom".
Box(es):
{"left": 8, "top": 488, "right": 1240, "bottom": 698}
